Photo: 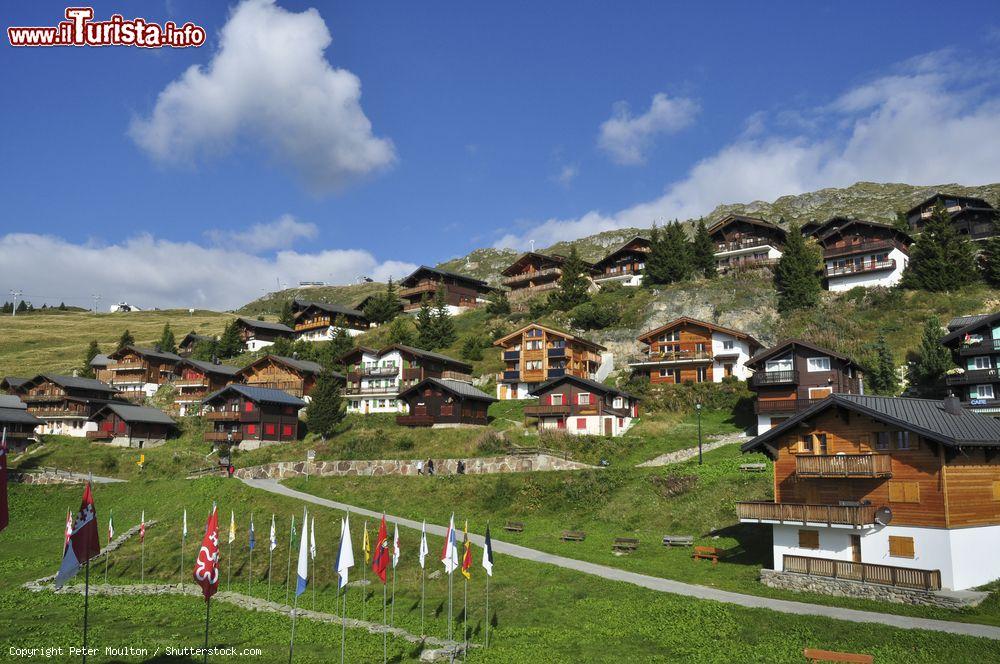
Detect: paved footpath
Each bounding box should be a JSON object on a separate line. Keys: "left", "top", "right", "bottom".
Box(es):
{"left": 244, "top": 478, "right": 1000, "bottom": 641}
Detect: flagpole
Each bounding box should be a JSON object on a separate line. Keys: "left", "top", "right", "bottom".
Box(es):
{"left": 340, "top": 586, "right": 347, "bottom": 664}
{"left": 390, "top": 564, "right": 396, "bottom": 626}
{"left": 203, "top": 598, "right": 211, "bottom": 664}
{"left": 180, "top": 526, "right": 186, "bottom": 586}
{"left": 485, "top": 573, "right": 490, "bottom": 648}
{"left": 382, "top": 579, "right": 387, "bottom": 664}
{"left": 141, "top": 532, "right": 145, "bottom": 584}
{"left": 420, "top": 564, "right": 426, "bottom": 637}
{"left": 248, "top": 544, "right": 253, "bottom": 595}
{"left": 463, "top": 577, "right": 468, "bottom": 660}
{"left": 448, "top": 566, "right": 453, "bottom": 642}
{"left": 104, "top": 545, "right": 110, "bottom": 587}
{"left": 83, "top": 558, "right": 90, "bottom": 663}
{"left": 227, "top": 537, "right": 232, "bottom": 592}
{"left": 288, "top": 596, "right": 299, "bottom": 663}
{"left": 267, "top": 546, "right": 274, "bottom": 601}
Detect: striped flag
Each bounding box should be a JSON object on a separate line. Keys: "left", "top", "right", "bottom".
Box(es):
{"left": 482, "top": 523, "right": 494, "bottom": 577}
{"left": 248, "top": 515, "right": 256, "bottom": 552}
{"left": 461, "top": 520, "right": 472, "bottom": 580}
{"left": 418, "top": 521, "right": 429, "bottom": 569}
{"left": 269, "top": 514, "right": 277, "bottom": 552}
{"left": 55, "top": 483, "right": 101, "bottom": 588}
{"left": 372, "top": 515, "right": 389, "bottom": 583}
{"left": 295, "top": 508, "right": 309, "bottom": 597}
{"left": 362, "top": 521, "right": 371, "bottom": 565}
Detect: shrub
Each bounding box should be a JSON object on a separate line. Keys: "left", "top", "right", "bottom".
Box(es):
{"left": 475, "top": 430, "right": 507, "bottom": 455}
{"left": 649, "top": 474, "right": 697, "bottom": 498}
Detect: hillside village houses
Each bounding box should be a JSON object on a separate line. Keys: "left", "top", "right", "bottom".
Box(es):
{"left": 808, "top": 218, "right": 913, "bottom": 292}
{"left": 500, "top": 252, "right": 596, "bottom": 299}
{"left": 202, "top": 384, "right": 306, "bottom": 450}
{"left": 0, "top": 395, "right": 43, "bottom": 448}
{"left": 396, "top": 378, "right": 497, "bottom": 427}
{"left": 0, "top": 374, "right": 124, "bottom": 437}
{"left": 105, "top": 345, "right": 182, "bottom": 401}
{"left": 172, "top": 358, "right": 242, "bottom": 416}
{"left": 236, "top": 354, "right": 332, "bottom": 399}
{"left": 232, "top": 316, "right": 295, "bottom": 352}
{"left": 708, "top": 215, "right": 786, "bottom": 273}
{"left": 398, "top": 266, "right": 493, "bottom": 314}
{"left": 591, "top": 236, "right": 651, "bottom": 287}
{"left": 526, "top": 374, "right": 640, "bottom": 436}
{"left": 291, "top": 299, "right": 373, "bottom": 339}
{"left": 906, "top": 193, "right": 999, "bottom": 240}
{"left": 940, "top": 313, "right": 1000, "bottom": 415}
{"left": 494, "top": 323, "right": 609, "bottom": 400}
{"left": 88, "top": 402, "right": 177, "bottom": 448}
{"left": 628, "top": 317, "right": 762, "bottom": 385}
{"left": 342, "top": 344, "right": 473, "bottom": 414}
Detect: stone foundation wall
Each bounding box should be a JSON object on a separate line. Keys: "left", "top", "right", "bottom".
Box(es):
{"left": 760, "top": 569, "right": 986, "bottom": 609}
{"left": 235, "top": 453, "right": 594, "bottom": 480}
{"left": 9, "top": 469, "right": 82, "bottom": 485}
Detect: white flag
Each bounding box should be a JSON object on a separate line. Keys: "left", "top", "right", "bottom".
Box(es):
{"left": 441, "top": 513, "right": 459, "bottom": 574}
{"left": 182, "top": 509, "right": 188, "bottom": 538}
{"left": 418, "top": 520, "right": 429, "bottom": 570}
{"left": 336, "top": 514, "right": 355, "bottom": 589}
{"left": 269, "top": 514, "right": 277, "bottom": 552}
{"left": 309, "top": 516, "right": 316, "bottom": 561}
{"left": 295, "top": 508, "right": 309, "bottom": 597}
{"left": 392, "top": 523, "right": 400, "bottom": 569}
{"left": 107, "top": 511, "right": 114, "bottom": 541}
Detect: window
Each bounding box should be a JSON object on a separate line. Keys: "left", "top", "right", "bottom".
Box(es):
{"left": 576, "top": 418, "right": 587, "bottom": 430}
{"left": 550, "top": 393, "right": 564, "bottom": 406}
{"left": 896, "top": 431, "right": 911, "bottom": 450}
{"left": 246, "top": 424, "right": 256, "bottom": 435}
{"left": 798, "top": 530, "right": 820, "bottom": 549}
{"left": 525, "top": 360, "right": 543, "bottom": 371}
{"left": 806, "top": 357, "right": 831, "bottom": 372}
{"left": 659, "top": 368, "right": 668, "bottom": 378}
{"left": 799, "top": 434, "right": 813, "bottom": 453}
{"left": 696, "top": 367, "right": 707, "bottom": 383}
{"left": 695, "top": 343, "right": 706, "bottom": 353}
{"left": 244, "top": 401, "right": 254, "bottom": 412}
{"left": 613, "top": 397, "right": 623, "bottom": 408}
{"left": 816, "top": 433, "right": 828, "bottom": 454}
{"left": 578, "top": 393, "right": 591, "bottom": 405}
{"left": 265, "top": 423, "right": 275, "bottom": 435}
{"left": 973, "top": 384, "right": 995, "bottom": 399}
{"left": 722, "top": 340, "right": 735, "bottom": 350}
{"left": 526, "top": 340, "right": 543, "bottom": 350}
{"left": 875, "top": 431, "right": 891, "bottom": 451}
{"left": 888, "top": 481, "right": 920, "bottom": 503}
{"left": 888, "top": 536, "right": 915, "bottom": 559}
{"left": 766, "top": 357, "right": 793, "bottom": 373}
{"left": 972, "top": 356, "right": 992, "bottom": 370}
{"left": 660, "top": 330, "right": 680, "bottom": 342}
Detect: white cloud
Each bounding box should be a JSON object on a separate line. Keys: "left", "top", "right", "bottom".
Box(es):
{"left": 554, "top": 164, "right": 578, "bottom": 186}
{"left": 129, "top": 0, "right": 396, "bottom": 193}
{"left": 598, "top": 92, "right": 700, "bottom": 165}
{"left": 497, "top": 52, "right": 1000, "bottom": 250}
{"left": 0, "top": 233, "right": 415, "bottom": 311}
{"left": 204, "top": 214, "right": 318, "bottom": 252}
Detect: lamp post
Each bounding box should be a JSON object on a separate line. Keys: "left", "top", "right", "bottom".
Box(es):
{"left": 696, "top": 403, "right": 703, "bottom": 465}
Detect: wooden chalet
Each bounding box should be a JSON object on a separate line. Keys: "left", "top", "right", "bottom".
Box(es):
{"left": 739, "top": 394, "right": 1000, "bottom": 592}
{"left": 708, "top": 215, "right": 786, "bottom": 273}
{"left": 236, "top": 354, "right": 337, "bottom": 398}
{"left": 906, "top": 193, "right": 999, "bottom": 240}
{"left": 201, "top": 384, "right": 305, "bottom": 450}
{"left": 396, "top": 378, "right": 496, "bottom": 427}
{"left": 178, "top": 332, "right": 213, "bottom": 357}
{"left": 2, "top": 374, "right": 122, "bottom": 437}
{"left": 592, "top": 236, "right": 651, "bottom": 287}
{"left": 0, "top": 395, "right": 43, "bottom": 447}
{"left": 172, "top": 358, "right": 241, "bottom": 416}
{"left": 629, "top": 317, "right": 761, "bottom": 385}
{"left": 90, "top": 354, "right": 112, "bottom": 382}
{"left": 501, "top": 252, "right": 595, "bottom": 299}
{"left": 525, "top": 375, "right": 639, "bottom": 437}
{"left": 105, "top": 345, "right": 182, "bottom": 401}
{"left": 291, "top": 300, "right": 371, "bottom": 340}
{"left": 342, "top": 345, "right": 473, "bottom": 414}
{"left": 88, "top": 403, "right": 177, "bottom": 448}
{"left": 813, "top": 218, "right": 912, "bottom": 291}
{"left": 747, "top": 339, "right": 863, "bottom": 434}
{"left": 493, "top": 323, "right": 606, "bottom": 400}
{"left": 397, "top": 266, "right": 492, "bottom": 314}
{"left": 233, "top": 317, "right": 294, "bottom": 352}
{"left": 940, "top": 312, "right": 1000, "bottom": 415}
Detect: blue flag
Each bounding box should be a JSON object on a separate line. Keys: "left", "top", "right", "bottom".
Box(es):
{"left": 248, "top": 515, "right": 256, "bottom": 552}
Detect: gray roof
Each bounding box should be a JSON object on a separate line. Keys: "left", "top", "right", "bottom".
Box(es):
{"left": 529, "top": 374, "right": 640, "bottom": 401}
{"left": 401, "top": 265, "right": 489, "bottom": 288}
{"left": 391, "top": 345, "right": 473, "bottom": 372}
{"left": 0, "top": 406, "right": 42, "bottom": 426}
{"left": 89, "top": 354, "right": 111, "bottom": 367}
{"left": 236, "top": 317, "right": 294, "bottom": 333}
{"left": 267, "top": 355, "right": 327, "bottom": 375}
{"left": 942, "top": 313, "right": 999, "bottom": 343}
{"left": 0, "top": 395, "right": 26, "bottom": 410}
{"left": 35, "top": 374, "right": 119, "bottom": 393}
{"left": 293, "top": 300, "right": 367, "bottom": 318}
{"left": 203, "top": 384, "right": 306, "bottom": 407}
{"left": 946, "top": 314, "right": 990, "bottom": 332}
{"left": 94, "top": 403, "right": 177, "bottom": 426}
{"left": 1, "top": 377, "right": 30, "bottom": 390}
{"left": 181, "top": 359, "right": 241, "bottom": 377}
{"left": 743, "top": 394, "right": 1000, "bottom": 452}
{"left": 399, "top": 378, "right": 497, "bottom": 403}
{"left": 747, "top": 338, "right": 857, "bottom": 368}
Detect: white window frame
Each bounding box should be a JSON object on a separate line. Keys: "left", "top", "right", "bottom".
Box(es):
{"left": 972, "top": 356, "right": 992, "bottom": 370}
{"left": 722, "top": 339, "right": 735, "bottom": 350}
{"left": 974, "top": 384, "right": 995, "bottom": 399}
{"left": 577, "top": 392, "right": 591, "bottom": 405}
{"left": 806, "top": 357, "right": 831, "bottom": 372}
{"left": 550, "top": 393, "right": 564, "bottom": 405}
{"left": 765, "top": 357, "right": 793, "bottom": 373}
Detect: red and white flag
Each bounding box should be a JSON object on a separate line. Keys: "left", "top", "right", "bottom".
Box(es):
{"left": 54, "top": 483, "right": 101, "bottom": 588}
{"left": 63, "top": 509, "right": 72, "bottom": 550}
{"left": 0, "top": 428, "right": 9, "bottom": 533}
{"left": 139, "top": 511, "right": 146, "bottom": 543}
{"left": 193, "top": 505, "right": 220, "bottom": 601}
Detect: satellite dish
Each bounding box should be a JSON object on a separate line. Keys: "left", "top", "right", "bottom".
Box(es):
{"left": 875, "top": 506, "right": 893, "bottom": 526}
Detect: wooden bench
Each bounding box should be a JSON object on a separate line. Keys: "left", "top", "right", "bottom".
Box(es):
{"left": 692, "top": 545, "right": 721, "bottom": 565}
{"left": 612, "top": 537, "right": 639, "bottom": 553}
{"left": 560, "top": 530, "right": 586, "bottom": 542}
{"left": 662, "top": 535, "right": 694, "bottom": 547}
{"left": 739, "top": 463, "right": 767, "bottom": 472}
{"left": 803, "top": 648, "right": 873, "bottom": 663}
{"left": 503, "top": 521, "right": 525, "bottom": 533}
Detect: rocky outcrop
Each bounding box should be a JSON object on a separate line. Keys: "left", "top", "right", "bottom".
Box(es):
{"left": 637, "top": 432, "right": 750, "bottom": 468}
{"left": 760, "top": 569, "right": 988, "bottom": 609}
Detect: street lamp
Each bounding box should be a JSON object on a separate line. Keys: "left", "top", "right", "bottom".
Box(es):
{"left": 696, "top": 403, "right": 703, "bottom": 465}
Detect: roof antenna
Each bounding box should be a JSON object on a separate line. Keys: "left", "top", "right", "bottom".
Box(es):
{"left": 529, "top": 239, "right": 535, "bottom": 252}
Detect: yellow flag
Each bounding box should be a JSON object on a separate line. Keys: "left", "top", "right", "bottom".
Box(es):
{"left": 461, "top": 520, "right": 472, "bottom": 580}
{"left": 137, "top": 454, "right": 145, "bottom": 467}
{"left": 228, "top": 510, "right": 236, "bottom": 544}
{"left": 363, "top": 522, "right": 371, "bottom": 565}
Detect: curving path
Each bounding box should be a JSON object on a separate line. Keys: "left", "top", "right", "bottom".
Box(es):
{"left": 243, "top": 477, "right": 1000, "bottom": 642}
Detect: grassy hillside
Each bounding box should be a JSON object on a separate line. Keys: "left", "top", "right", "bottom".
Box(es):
{"left": 238, "top": 281, "right": 385, "bottom": 317}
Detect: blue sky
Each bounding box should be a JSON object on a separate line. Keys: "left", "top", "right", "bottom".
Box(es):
{"left": 2, "top": 0, "right": 1000, "bottom": 309}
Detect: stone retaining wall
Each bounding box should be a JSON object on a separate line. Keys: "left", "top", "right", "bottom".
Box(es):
{"left": 8, "top": 469, "right": 82, "bottom": 485}
{"left": 760, "top": 569, "right": 987, "bottom": 609}
{"left": 235, "top": 453, "right": 595, "bottom": 480}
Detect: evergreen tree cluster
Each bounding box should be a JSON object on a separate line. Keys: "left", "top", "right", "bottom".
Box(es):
{"left": 774, "top": 223, "right": 822, "bottom": 312}
{"left": 362, "top": 278, "right": 404, "bottom": 325}
{"left": 80, "top": 340, "right": 101, "bottom": 379}
{"left": 306, "top": 370, "right": 345, "bottom": 439}
{"left": 548, "top": 246, "right": 591, "bottom": 311}
{"left": 908, "top": 316, "right": 952, "bottom": 398}
{"left": 415, "top": 288, "right": 457, "bottom": 350}
{"left": 902, "top": 203, "right": 978, "bottom": 292}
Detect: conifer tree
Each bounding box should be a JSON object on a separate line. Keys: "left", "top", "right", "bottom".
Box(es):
{"left": 691, "top": 218, "right": 717, "bottom": 278}
{"left": 432, "top": 287, "right": 457, "bottom": 348}
{"left": 774, "top": 223, "right": 822, "bottom": 312}
{"left": 645, "top": 222, "right": 692, "bottom": 285}
{"left": 386, "top": 317, "right": 416, "bottom": 346}
{"left": 643, "top": 224, "right": 664, "bottom": 286}
{"left": 549, "top": 245, "right": 591, "bottom": 311}
{"left": 116, "top": 329, "right": 135, "bottom": 350}
{"left": 866, "top": 334, "right": 898, "bottom": 395}
{"left": 217, "top": 321, "right": 244, "bottom": 358}
{"left": 190, "top": 339, "right": 220, "bottom": 362}
{"left": 306, "top": 371, "right": 345, "bottom": 439}
{"left": 58, "top": 302, "right": 67, "bottom": 311}
{"left": 80, "top": 340, "right": 101, "bottom": 378}
{"left": 415, "top": 294, "right": 436, "bottom": 349}
{"left": 892, "top": 210, "right": 912, "bottom": 235}
{"left": 278, "top": 300, "right": 296, "bottom": 327}
{"left": 485, "top": 288, "right": 511, "bottom": 316}
{"left": 158, "top": 323, "right": 177, "bottom": 354}
{"left": 363, "top": 278, "right": 403, "bottom": 324}
{"left": 979, "top": 237, "right": 1000, "bottom": 287}
{"left": 908, "top": 316, "right": 951, "bottom": 398}
{"left": 901, "top": 203, "right": 977, "bottom": 292}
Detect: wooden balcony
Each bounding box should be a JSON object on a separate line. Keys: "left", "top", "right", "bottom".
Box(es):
{"left": 109, "top": 362, "right": 147, "bottom": 371}
{"left": 783, "top": 555, "right": 941, "bottom": 591}
{"left": 628, "top": 351, "right": 712, "bottom": 365}
{"left": 750, "top": 370, "right": 798, "bottom": 386}
{"left": 173, "top": 378, "right": 208, "bottom": 388}
{"left": 754, "top": 398, "right": 821, "bottom": 414}
{"left": 523, "top": 404, "right": 572, "bottom": 416}
{"left": 822, "top": 239, "right": 895, "bottom": 259}
{"left": 717, "top": 257, "right": 779, "bottom": 272}
{"left": 501, "top": 267, "right": 562, "bottom": 286}
{"left": 398, "top": 282, "right": 440, "bottom": 298}
{"left": 440, "top": 371, "right": 473, "bottom": 382}
{"left": 795, "top": 454, "right": 892, "bottom": 478}
{"left": 736, "top": 502, "right": 877, "bottom": 527}
{"left": 715, "top": 237, "right": 775, "bottom": 253}
{"left": 20, "top": 394, "right": 65, "bottom": 403}
{"left": 86, "top": 430, "right": 114, "bottom": 440}
{"left": 957, "top": 338, "right": 1000, "bottom": 355}
{"left": 347, "top": 384, "right": 399, "bottom": 395}
{"left": 362, "top": 365, "right": 399, "bottom": 377}
{"left": 825, "top": 259, "right": 896, "bottom": 277}
{"left": 396, "top": 414, "right": 435, "bottom": 427}
{"left": 295, "top": 318, "right": 332, "bottom": 331}
{"left": 245, "top": 381, "right": 304, "bottom": 397}
{"left": 205, "top": 411, "right": 240, "bottom": 421}
{"left": 205, "top": 431, "right": 242, "bottom": 442}
{"left": 30, "top": 409, "right": 87, "bottom": 418}
{"left": 946, "top": 368, "right": 1000, "bottom": 385}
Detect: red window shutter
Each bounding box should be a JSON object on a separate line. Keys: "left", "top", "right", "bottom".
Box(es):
{"left": 244, "top": 401, "right": 254, "bottom": 412}
{"left": 543, "top": 394, "right": 550, "bottom": 406}
{"left": 265, "top": 423, "right": 275, "bottom": 435}
{"left": 576, "top": 418, "right": 586, "bottom": 430}
{"left": 283, "top": 424, "right": 293, "bottom": 437}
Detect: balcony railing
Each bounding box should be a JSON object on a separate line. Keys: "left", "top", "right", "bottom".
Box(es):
{"left": 205, "top": 411, "right": 240, "bottom": 421}
{"left": 750, "top": 370, "right": 798, "bottom": 386}
{"left": 20, "top": 394, "right": 65, "bottom": 402}
{"left": 795, "top": 454, "right": 892, "bottom": 478}
{"left": 205, "top": 431, "right": 243, "bottom": 442}
{"left": 109, "top": 362, "right": 147, "bottom": 371}
{"left": 822, "top": 239, "right": 895, "bottom": 259}
{"left": 363, "top": 365, "right": 399, "bottom": 377}
{"left": 346, "top": 384, "right": 399, "bottom": 395}
{"left": 245, "top": 381, "right": 304, "bottom": 397}
{"left": 173, "top": 378, "right": 208, "bottom": 388}
{"left": 86, "top": 430, "right": 114, "bottom": 440}
{"left": 440, "top": 371, "right": 473, "bottom": 382}
{"left": 501, "top": 267, "right": 562, "bottom": 286}
{"left": 736, "top": 502, "right": 877, "bottom": 527}
{"left": 783, "top": 555, "right": 941, "bottom": 591}
{"left": 754, "top": 398, "right": 821, "bottom": 414}
{"left": 30, "top": 409, "right": 87, "bottom": 418}
{"left": 396, "top": 414, "right": 435, "bottom": 427}
{"left": 825, "top": 259, "right": 896, "bottom": 277}
{"left": 945, "top": 368, "right": 999, "bottom": 386}
{"left": 548, "top": 347, "right": 566, "bottom": 358}
{"left": 957, "top": 338, "right": 1000, "bottom": 355}
{"left": 715, "top": 237, "right": 775, "bottom": 253}
{"left": 503, "top": 350, "right": 520, "bottom": 361}
{"left": 501, "top": 370, "right": 520, "bottom": 381}
{"left": 717, "top": 257, "right": 779, "bottom": 272}
{"left": 523, "top": 404, "right": 571, "bottom": 416}
{"left": 398, "top": 282, "right": 440, "bottom": 298}
{"left": 628, "top": 350, "right": 712, "bottom": 365}
{"left": 548, "top": 368, "right": 566, "bottom": 378}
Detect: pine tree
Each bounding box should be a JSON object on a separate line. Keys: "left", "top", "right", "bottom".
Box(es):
{"left": 485, "top": 288, "right": 511, "bottom": 316}
{"left": 460, "top": 335, "right": 485, "bottom": 361}
{"left": 774, "top": 223, "right": 822, "bottom": 312}
{"left": 80, "top": 340, "right": 101, "bottom": 379}
{"left": 58, "top": 302, "right": 67, "bottom": 311}
{"left": 980, "top": 237, "right": 1000, "bottom": 287}
{"left": 16, "top": 301, "right": 29, "bottom": 313}
{"left": 908, "top": 316, "right": 952, "bottom": 398}
{"left": 217, "top": 321, "right": 244, "bottom": 358}
{"left": 691, "top": 218, "right": 717, "bottom": 278}
{"left": 432, "top": 287, "right": 457, "bottom": 348}
{"left": 386, "top": 317, "right": 416, "bottom": 346}
{"left": 645, "top": 222, "right": 692, "bottom": 285}
{"left": 901, "top": 203, "right": 978, "bottom": 292}
{"left": 278, "top": 300, "right": 296, "bottom": 327}
{"left": 306, "top": 371, "right": 345, "bottom": 439}
{"left": 363, "top": 278, "right": 403, "bottom": 325}
{"left": 415, "top": 294, "right": 436, "bottom": 349}
{"left": 117, "top": 329, "right": 135, "bottom": 350}
{"left": 190, "top": 339, "right": 220, "bottom": 362}
{"left": 893, "top": 210, "right": 912, "bottom": 235}
{"left": 158, "top": 323, "right": 177, "bottom": 354}
{"left": 866, "top": 334, "right": 898, "bottom": 395}
{"left": 549, "top": 245, "right": 591, "bottom": 311}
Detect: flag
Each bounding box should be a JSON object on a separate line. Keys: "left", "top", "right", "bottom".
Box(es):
{"left": 418, "top": 521, "right": 429, "bottom": 570}
{"left": 248, "top": 515, "right": 256, "bottom": 552}
{"left": 336, "top": 514, "right": 355, "bottom": 589}
{"left": 0, "top": 428, "right": 9, "bottom": 534}
{"left": 362, "top": 521, "right": 371, "bottom": 565}
{"left": 269, "top": 514, "right": 277, "bottom": 552}
{"left": 182, "top": 509, "right": 188, "bottom": 538}
{"left": 372, "top": 515, "right": 389, "bottom": 584}
{"left": 290, "top": 515, "right": 297, "bottom": 546}
{"left": 295, "top": 508, "right": 309, "bottom": 597}
{"left": 107, "top": 511, "right": 114, "bottom": 542}
{"left": 482, "top": 523, "right": 494, "bottom": 577}
{"left": 309, "top": 516, "right": 316, "bottom": 561}
{"left": 461, "top": 520, "right": 472, "bottom": 580}
{"left": 55, "top": 483, "right": 101, "bottom": 588}
{"left": 228, "top": 510, "right": 236, "bottom": 544}
{"left": 193, "top": 505, "right": 220, "bottom": 601}
{"left": 392, "top": 523, "right": 400, "bottom": 569}
{"left": 139, "top": 511, "right": 146, "bottom": 543}
{"left": 441, "top": 514, "right": 458, "bottom": 574}
{"left": 64, "top": 509, "right": 72, "bottom": 550}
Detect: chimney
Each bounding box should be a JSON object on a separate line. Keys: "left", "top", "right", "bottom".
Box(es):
{"left": 943, "top": 395, "right": 963, "bottom": 416}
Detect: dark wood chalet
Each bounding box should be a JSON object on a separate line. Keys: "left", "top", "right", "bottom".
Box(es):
{"left": 0, "top": 395, "right": 43, "bottom": 447}
{"left": 88, "top": 403, "right": 177, "bottom": 448}
{"left": 501, "top": 252, "right": 595, "bottom": 300}
{"left": 813, "top": 218, "right": 911, "bottom": 291}
{"left": 173, "top": 359, "right": 241, "bottom": 416}
{"left": 739, "top": 394, "right": 1000, "bottom": 592}
{"left": 708, "top": 215, "right": 786, "bottom": 273}
{"left": 906, "top": 193, "right": 998, "bottom": 240}
{"left": 178, "top": 332, "right": 213, "bottom": 357}
{"left": 236, "top": 354, "right": 339, "bottom": 398}
{"left": 90, "top": 354, "right": 112, "bottom": 382}
{"left": 233, "top": 317, "right": 295, "bottom": 352}
{"left": 525, "top": 375, "right": 639, "bottom": 437}
{"left": 201, "top": 384, "right": 306, "bottom": 450}
{"left": 592, "top": 236, "right": 651, "bottom": 286}
{"left": 940, "top": 312, "right": 1000, "bottom": 415}
{"left": 2, "top": 374, "right": 122, "bottom": 437}
{"left": 396, "top": 378, "right": 496, "bottom": 427}
{"left": 747, "top": 339, "right": 863, "bottom": 434}
{"left": 397, "top": 266, "right": 492, "bottom": 313}
{"left": 105, "top": 345, "right": 182, "bottom": 401}
{"left": 291, "top": 300, "right": 372, "bottom": 339}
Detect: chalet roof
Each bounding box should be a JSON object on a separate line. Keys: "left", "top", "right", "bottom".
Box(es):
{"left": 941, "top": 312, "right": 1000, "bottom": 345}
{"left": 243, "top": 354, "right": 329, "bottom": 377}
{"left": 529, "top": 374, "right": 640, "bottom": 401}
{"left": 0, "top": 395, "right": 26, "bottom": 409}
{"left": 400, "top": 266, "right": 489, "bottom": 289}
{"left": 493, "top": 323, "right": 606, "bottom": 351}
{"left": 742, "top": 394, "right": 1000, "bottom": 453}
{"left": 203, "top": 384, "right": 307, "bottom": 408}
{"left": 746, "top": 338, "right": 857, "bottom": 368}
{"left": 93, "top": 403, "right": 177, "bottom": 426}
{"left": 0, "top": 406, "right": 42, "bottom": 426}
{"left": 906, "top": 193, "right": 994, "bottom": 217}
{"left": 637, "top": 317, "right": 762, "bottom": 349}
{"left": 500, "top": 252, "right": 568, "bottom": 276}
{"left": 0, "top": 377, "right": 29, "bottom": 391}
{"left": 235, "top": 317, "right": 294, "bottom": 334}
{"left": 292, "top": 300, "right": 367, "bottom": 319}
{"left": 178, "top": 359, "right": 241, "bottom": 377}
{"left": 946, "top": 314, "right": 992, "bottom": 333}
{"left": 591, "top": 236, "right": 651, "bottom": 270}
{"left": 397, "top": 378, "right": 497, "bottom": 403}
{"left": 179, "top": 332, "right": 212, "bottom": 346}
{"left": 707, "top": 214, "right": 785, "bottom": 237}
{"left": 19, "top": 374, "right": 120, "bottom": 394}
{"left": 388, "top": 345, "right": 473, "bottom": 372}
{"left": 109, "top": 345, "right": 183, "bottom": 363}
{"left": 339, "top": 346, "right": 380, "bottom": 363}
{"left": 815, "top": 217, "right": 912, "bottom": 244}
{"left": 89, "top": 354, "right": 111, "bottom": 367}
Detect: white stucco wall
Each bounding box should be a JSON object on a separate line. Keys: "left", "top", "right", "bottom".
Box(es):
{"left": 826, "top": 247, "right": 908, "bottom": 292}
{"left": 245, "top": 339, "right": 275, "bottom": 352}
{"left": 595, "top": 273, "right": 643, "bottom": 287}
{"left": 537, "top": 414, "right": 634, "bottom": 437}
{"left": 345, "top": 350, "right": 406, "bottom": 414}
{"left": 296, "top": 326, "right": 365, "bottom": 342}
{"left": 711, "top": 334, "right": 752, "bottom": 381}
{"left": 496, "top": 382, "right": 534, "bottom": 400}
